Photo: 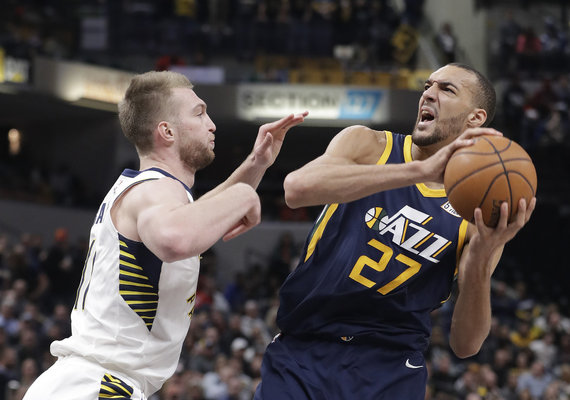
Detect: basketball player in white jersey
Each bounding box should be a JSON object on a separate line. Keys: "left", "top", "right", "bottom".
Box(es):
{"left": 23, "top": 71, "right": 308, "bottom": 399}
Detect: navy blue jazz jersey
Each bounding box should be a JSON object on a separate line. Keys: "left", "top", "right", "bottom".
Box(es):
{"left": 277, "top": 132, "right": 469, "bottom": 353}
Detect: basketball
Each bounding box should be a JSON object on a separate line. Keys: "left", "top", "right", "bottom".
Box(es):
{"left": 443, "top": 135, "right": 537, "bottom": 227}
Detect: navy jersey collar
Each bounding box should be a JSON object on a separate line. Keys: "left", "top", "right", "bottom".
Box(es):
{"left": 122, "top": 168, "right": 193, "bottom": 193}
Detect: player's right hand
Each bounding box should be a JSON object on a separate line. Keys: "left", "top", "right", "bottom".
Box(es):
{"left": 423, "top": 127, "right": 503, "bottom": 183}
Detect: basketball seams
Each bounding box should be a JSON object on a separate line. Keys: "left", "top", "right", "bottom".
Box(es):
{"left": 445, "top": 158, "right": 533, "bottom": 195}
{"left": 480, "top": 135, "right": 512, "bottom": 153}
{"left": 477, "top": 173, "right": 508, "bottom": 225}
{"left": 507, "top": 171, "right": 536, "bottom": 196}
{"left": 445, "top": 163, "right": 499, "bottom": 195}
{"left": 486, "top": 138, "right": 514, "bottom": 222}
{"left": 449, "top": 137, "right": 512, "bottom": 157}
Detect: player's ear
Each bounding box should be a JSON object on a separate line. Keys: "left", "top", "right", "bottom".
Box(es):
{"left": 157, "top": 121, "right": 175, "bottom": 143}
{"left": 467, "top": 108, "right": 487, "bottom": 128}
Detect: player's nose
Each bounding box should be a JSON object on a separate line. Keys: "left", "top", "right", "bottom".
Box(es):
{"left": 206, "top": 114, "right": 216, "bottom": 132}
{"left": 422, "top": 85, "right": 437, "bottom": 102}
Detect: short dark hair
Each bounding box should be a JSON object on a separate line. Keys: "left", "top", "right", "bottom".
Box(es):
{"left": 448, "top": 63, "right": 496, "bottom": 127}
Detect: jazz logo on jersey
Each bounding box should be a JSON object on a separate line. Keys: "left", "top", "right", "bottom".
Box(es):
{"left": 365, "top": 205, "right": 452, "bottom": 263}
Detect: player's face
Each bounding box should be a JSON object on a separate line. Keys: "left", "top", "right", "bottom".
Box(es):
{"left": 412, "top": 65, "right": 478, "bottom": 147}
{"left": 170, "top": 88, "right": 217, "bottom": 171}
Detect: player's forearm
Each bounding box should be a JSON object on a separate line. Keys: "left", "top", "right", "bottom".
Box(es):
{"left": 141, "top": 183, "right": 259, "bottom": 261}
{"left": 284, "top": 161, "right": 425, "bottom": 208}
{"left": 449, "top": 284, "right": 492, "bottom": 358}
{"left": 202, "top": 153, "right": 267, "bottom": 201}
{"left": 449, "top": 250, "right": 496, "bottom": 358}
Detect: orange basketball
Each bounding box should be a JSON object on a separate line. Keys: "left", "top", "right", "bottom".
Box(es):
{"left": 443, "top": 135, "right": 537, "bottom": 227}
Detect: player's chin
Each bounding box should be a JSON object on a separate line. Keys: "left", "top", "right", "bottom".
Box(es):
{"left": 411, "top": 127, "right": 432, "bottom": 145}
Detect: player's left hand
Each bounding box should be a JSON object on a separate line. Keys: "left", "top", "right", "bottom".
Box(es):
{"left": 471, "top": 197, "right": 536, "bottom": 254}
{"left": 251, "top": 111, "right": 309, "bottom": 167}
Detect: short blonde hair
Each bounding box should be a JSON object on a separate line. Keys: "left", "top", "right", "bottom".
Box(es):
{"left": 118, "top": 71, "right": 193, "bottom": 154}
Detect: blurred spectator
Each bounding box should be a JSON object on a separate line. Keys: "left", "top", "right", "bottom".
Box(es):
{"left": 267, "top": 231, "right": 297, "bottom": 290}
{"left": 498, "top": 10, "right": 522, "bottom": 75}
{"left": 542, "top": 380, "right": 564, "bottom": 400}
{"left": 0, "top": 297, "right": 20, "bottom": 342}
{"left": 240, "top": 300, "right": 271, "bottom": 350}
{"left": 500, "top": 369, "right": 521, "bottom": 400}
{"left": 517, "top": 360, "right": 553, "bottom": 398}
{"left": 429, "top": 351, "right": 458, "bottom": 396}
{"left": 159, "top": 371, "right": 190, "bottom": 400}
{"left": 539, "top": 17, "right": 566, "bottom": 73}
{"left": 510, "top": 319, "right": 541, "bottom": 349}
{"left": 263, "top": 295, "right": 280, "bottom": 337}
{"left": 435, "top": 22, "right": 457, "bottom": 64}
{"left": 287, "top": 0, "right": 312, "bottom": 55}
{"left": 155, "top": 54, "right": 186, "bottom": 71}
{"left": 189, "top": 326, "right": 223, "bottom": 374}
{"left": 224, "top": 272, "right": 247, "bottom": 313}
{"left": 12, "top": 357, "right": 38, "bottom": 399}
{"left": 529, "top": 331, "right": 557, "bottom": 370}
{"left": 557, "top": 333, "right": 570, "bottom": 365}
{"left": 479, "top": 364, "right": 502, "bottom": 399}
{"left": 453, "top": 363, "right": 483, "bottom": 398}
{"left": 559, "top": 364, "right": 570, "bottom": 397}
{"left": 501, "top": 74, "right": 527, "bottom": 144}
{"left": 491, "top": 347, "right": 514, "bottom": 387}
{"left": 309, "top": 0, "right": 337, "bottom": 56}
{"left": 201, "top": 356, "right": 236, "bottom": 400}
{"left": 0, "top": 346, "right": 18, "bottom": 400}
{"left": 402, "top": 0, "right": 424, "bottom": 27}
{"left": 522, "top": 78, "right": 560, "bottom": 148}
{"left": 40, "top": 228, "right": 82, "bottom": 310}
{"left": 233, "top": 0, "right": 259, "bottom": 61}
{"left": 367, "top": 0, "right": 400, "bottom": 68}
{"left": 515, "top": 27, "right": 542, "bottom": 77}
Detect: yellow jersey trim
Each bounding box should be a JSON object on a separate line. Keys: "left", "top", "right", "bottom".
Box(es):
{"left": 304, "top": 204, "right": 339, "bottom": 262}
{"left": 455, "top": 219, "right": 469, "bottom": 274}
{"left": 440, "top": 215, "right": 469, "bottom": 304}
{"left": 376, "top": 131, "right": 393, "bottom": 165}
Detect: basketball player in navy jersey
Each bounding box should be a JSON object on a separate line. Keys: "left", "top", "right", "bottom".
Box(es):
{"left": 23, "top": 71, "right": 307, "bottom": 399}
{"left": 254, "top": 63, "right": 536, "bottom": 399}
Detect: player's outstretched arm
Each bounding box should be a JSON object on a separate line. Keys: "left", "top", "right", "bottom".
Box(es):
{"left": 449, "top": 197, "right": 536, "bottom": 358}
{"left": 284, "top": 126, "right": 415, "bottom": 207}
{"left": 116, "top": 178, "right": 261, "bottom": 263}
{"left": 201, "top": 112, "right": 308, "bottom": 201}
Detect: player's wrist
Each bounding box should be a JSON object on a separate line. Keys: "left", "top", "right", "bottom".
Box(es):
{"left": 405, "top": 161, "right": 430, "bottom": 185}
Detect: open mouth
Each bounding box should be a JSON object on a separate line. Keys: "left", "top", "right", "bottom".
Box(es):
{"left": 420, "top": 109, "right": 435, "bottom": 122}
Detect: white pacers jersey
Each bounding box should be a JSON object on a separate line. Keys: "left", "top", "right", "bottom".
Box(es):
{"left": 51, "top": 168, "right": 200, "bottom": 396}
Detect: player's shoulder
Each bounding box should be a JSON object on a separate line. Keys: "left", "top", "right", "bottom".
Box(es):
{"left": 328, "top": 125, "right": 390, "bottom": 163}
{"left": 336, "top": 125, "right": 387, "bottom": 140}
{"left": 123, "top": 174, "right": 189, "bottom": 209}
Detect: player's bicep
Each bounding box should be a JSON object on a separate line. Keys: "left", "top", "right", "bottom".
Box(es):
{"left": 130, "top": 179, "right": 190, "bottom": 248}
{"left": 310, "top": 126, "right": 389, "bottom": 168}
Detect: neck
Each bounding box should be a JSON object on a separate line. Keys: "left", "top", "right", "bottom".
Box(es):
{"left": 139, "top": 156, "right": 195, "bottom": 188}
{"left": 410, "top": 140, "right": 447, "bottom": 190}
{"left": 411, "top": 142, "right": 440, "bottom": 162}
